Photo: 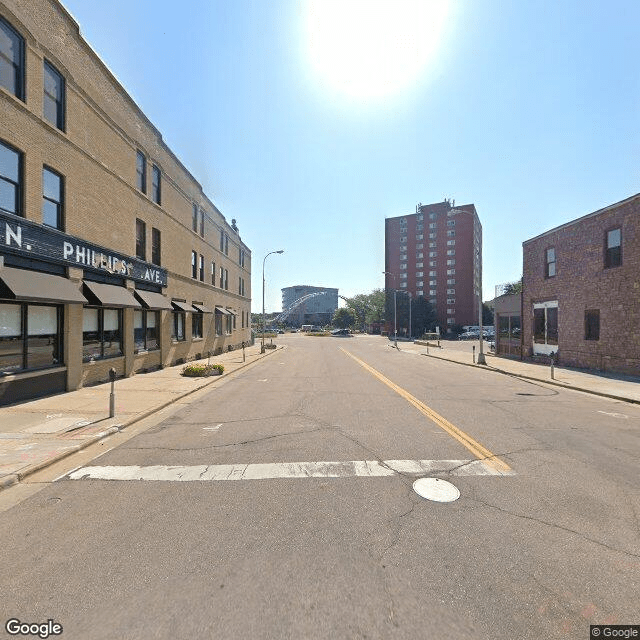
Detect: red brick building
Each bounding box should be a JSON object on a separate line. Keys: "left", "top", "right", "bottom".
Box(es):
{"left": 384, "top": 200, "right": 481, "bottom": 332}
{"left": 522, "top": 193, "right": 640, "bottom": 375}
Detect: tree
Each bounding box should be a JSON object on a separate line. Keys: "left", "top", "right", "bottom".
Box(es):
{"left": 502, "top": 279, "right": 523, "bottom": 296}
{"left": 344, "top": 289, "right": 386, "bottom": 328}
{"left": 482, "top": 303, "right": 494, "bottom": 326}
{"left": 411, "top": 297, "right": 438, "bottom": 336}
{"left": 333, "top": 307, "right": 357, "bottom": 329}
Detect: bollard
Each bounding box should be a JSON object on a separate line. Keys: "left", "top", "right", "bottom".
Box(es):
{"left": 109, "top": 367, "right": 116, "bottom": 418}
{"left": 242, "top": 341, "right": 246, "bottom": 362}
{"left": 208, "top": 351, "right": 211, "bottom": 365}
{"left": 426, "top": 343, "right": 429, "bottom": 355}
{"left": 472, "top": 345, "right": 476, "bottom": 364}
{"left": 550, "top": 352, "right": 555, "bottom": 380}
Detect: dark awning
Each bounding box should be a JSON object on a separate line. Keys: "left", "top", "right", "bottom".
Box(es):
{"left": 171, "top": 300, "right": 198, "bottom": 312}
{"left": 226, "top": 308, "right": 237, "bottom": 315}
{"left": 215, "top": 306, "right": 232, "bottom": 315}
{"left": 134, "top": 290, "right": 173, "bottom": 310}
{"left": 0, "top": 267, "right": 87, "bottom": 304}
{"left": 83, "top": 281, "right": 141, "bottom": 308}
{"left": 192, "top": 303, "right": 213, "bottom": 314}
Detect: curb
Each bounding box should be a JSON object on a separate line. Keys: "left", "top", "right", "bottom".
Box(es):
{"left": 419, "top": 351, "right": 640, "bottom": 405}
{"left": 0, "top": 345, "right": 284, "bottom": 491}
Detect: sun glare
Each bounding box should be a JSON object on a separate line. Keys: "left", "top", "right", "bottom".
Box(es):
{"left": 307, "top": 0, "right": 448, "bottom": 101}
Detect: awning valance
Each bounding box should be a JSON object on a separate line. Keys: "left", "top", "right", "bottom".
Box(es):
{"left": 171, "top": 300, "right": 197, "bottom": 313}
{"left": 192, "top": 303, "right": 213, "bottom": 314}
{"left": 0, "top": 267, "right": 87, "bottom": 304}
{"left": 83, "top": 281, "right": 141, "bottom": 308}
{"left": 215, "top": 306, "right": 232, "bottom": 315}
{"left": 134, "top": 290, "right": 173, "bottom": 310}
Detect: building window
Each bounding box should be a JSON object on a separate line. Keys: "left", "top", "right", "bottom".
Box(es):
{"left": 447, "top": 318, "right": 454, "bottom": 325}
{"left": 151, "top": 228, "right": 161, "bottom": 266}
{"left": 136, "top": 151, "right": 146, "bottom": 193}
{"left": 447, "top": 240, "right": 455, "bottom": 246}
{"left": 545, "top": 247, "right": 556, "bottom": 277}
{"left": 533, "top": 305, "right": 558, "bottom": 346}
{"left": 447, "top": 299, "right": 455, "bottom": 305}
{"left": 82, "top": 307, "right": 122, "bottom": 361}
{"left": 42, "top": 167, "right": 64, "bottom": 229}
{"left": 400, "top": 236, "right": 407, "bottom": 242}
{"left": 416, "top": 223, "right": 423, "bottom": 231}
{"left": 192, "top": 312, "right": 203, "bottom": 339}
{"left": 135, "top": 219, "right": 146, "bottom": 260}
{"left": 585, "top": 309, "right": 600, "bottom": 341}
{"left": 604, "top": 228, "right": 622, "bottom": 268}
{"left": 152, "top": 164, "right": 161, "bottom": 205}
{"left": 226, "top": 314, "right": 233, "bottom": 334}
{"left": 191, "top": 251, "right": 197, "bottom": 279}
{"left": 429, "top": 223, "right": 436, "bottom": 229}
{"left": 447, "top": 308, "right": 455, "bottom": 314}
{"left": 400, "top": 254, "right": 407, "bottom": 260}
{"left": 0, "top": 303, "right": 62, "bottom": 374}
{"left": 447, "top": 259, "right": 455, "bottom": 265}
{"left": 192, "top": 204, "right": 198, "bottom": 232}
{"left": 416, "top": 262, "right": 423, "bottom": 268}
{"left": 447, "top": 220, "right": 455, "bottom": 226}
{"left": 400, "top": 263, "right": 407, "bottom": 270}
{"left": 200, "top": 208, "right": 205, "bottom": 237}
{"left": 447, "top": 269, "right": 455, "bottom": 275}
{"left": 0, "top": 139, "right": 22, "bottom": 215}
{"left": 199, "top": 254, "right": 204, "bottom": 281}
{"left": 400, "top": 282, "right": 407, "bottom": 288}
{"left": 416, "top": 243, "right": 423, "bottom": 249}
{"left": 219, "top": 266, "right": 224, "bottom": 288}
{"left": 416, "top": 271, "right": 423, "bottom": 277}
{"left": 239, "top": 248, "right": 245, "bottom": 267}
{"left": 429, "top": 252, "right": 437, "bottom": 258}
{"left": 0, "top": 18, "right": 24, "bottom": 100}
{"left": 447, "top": 279, "right": 456, "bottom": 285}
{"left": 429, "top": 243, "right": 436, "bottom": 248}
{"left": 211, "top": 261, "right": 216, "bottom": 285}
{"left": 429, "top": 233, "right": 436, "bottom": 239}
{"left": 429, "top": 271, "right": 436, "bottom": 276}
{"left": 416, "top": 281, "right": 423, "bottom": 287}
{"left": 43, "top": 60, "right": 65, "bottom": 130}
{"left": 172, "top": 311, "right": 185, "bottom": 341}
{"left": 224, "top": 268, "right": 229, "bottom": 290}
{"left": 134, "top": 310, "right": 159, "bottom": 352}
{"left": 447, "top": 289, "right": 455, "bottom": 295}
{"left": 215, "top": 312, "right": 222, "bottom": 336}
{"left": 416, "top": 234, "right": 423, "bottom": 240}
{"left": 447, "top": 250, "right": 455, "bottom": 256}
{"left": 429, "top": 289, "right": 436, "bottom": 296}
{"left": 447, "top": 230, "right": 455, "bottom": 237}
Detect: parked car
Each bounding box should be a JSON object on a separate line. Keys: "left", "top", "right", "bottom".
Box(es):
{"left": 331, "top": 328, "right": 351, "bottom": 336}
{"left": 458, "top": 330, "right": 480, "bottom": 340}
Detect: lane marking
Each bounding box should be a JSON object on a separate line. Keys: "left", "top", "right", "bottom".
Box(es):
{"left": 65, "top": 459, "right": 512, "bottom": 482}
{"left": 203, "top": 424, "right": 223, "bottom": 431}
{"left": 597, "top": 411, "right": 628, "bottom": 419}
{"left": 339, "top": 347, "right": 512, "bottom": 475}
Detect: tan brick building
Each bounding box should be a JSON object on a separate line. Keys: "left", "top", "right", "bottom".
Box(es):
{"left": 522, "top": 193, "right": 640, "bottom": 375}
{"left": 0, "top": 0, "right": 251, "bottom": 404}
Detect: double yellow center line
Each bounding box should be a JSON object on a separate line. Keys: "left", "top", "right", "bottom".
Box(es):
{"left": 340, "top": 348, "right": 512, "bottom": 475}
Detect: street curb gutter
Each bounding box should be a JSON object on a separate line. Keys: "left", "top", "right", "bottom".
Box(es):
{"left": 0, "top": 345, "right": 285, "bottom": 492}
{"left": 419, "top": 352, "right": 640, "bottom": 406}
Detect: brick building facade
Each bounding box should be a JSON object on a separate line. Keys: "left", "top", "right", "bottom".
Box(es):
{"left": 522, "top": 193, "right": 640, "bottom": 375}
{"left": 0, "top": 0, "right": 251, "bottom": 405}
{"left": 384, "top": 201, "right": 481, "bottom": 331}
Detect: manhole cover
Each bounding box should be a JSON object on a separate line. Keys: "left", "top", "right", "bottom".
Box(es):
{"left": 413, "top": 477, "right": 460, "bottom": 502}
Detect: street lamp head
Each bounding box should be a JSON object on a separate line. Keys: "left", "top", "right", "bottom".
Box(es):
{"left": 276, "top": 250, "right": 284, "bottom": 254}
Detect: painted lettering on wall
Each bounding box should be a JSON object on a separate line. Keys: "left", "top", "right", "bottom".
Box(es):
{"left": 0, "top": 213, "right": 167, "bottom": 286}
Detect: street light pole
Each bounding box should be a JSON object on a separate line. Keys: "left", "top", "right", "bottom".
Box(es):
{"left": 262, "top": 250, "right": 284, "bottom": 353}
{"left": 382, "top": 271, "right": 398, "bottom": 349}
{"left": 477, "top": 248, "right": 486, "bottom": 365}
{"left": 408, "top": 291, "right": 412, "bottom": 341}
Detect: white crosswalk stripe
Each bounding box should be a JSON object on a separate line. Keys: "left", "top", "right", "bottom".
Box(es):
{"left": 65, "top": 459, "right": 514, "bottom": 482}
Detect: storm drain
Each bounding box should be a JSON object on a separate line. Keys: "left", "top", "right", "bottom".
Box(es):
{"left": 413, "top": 477, "right": 460, "bottom": 502}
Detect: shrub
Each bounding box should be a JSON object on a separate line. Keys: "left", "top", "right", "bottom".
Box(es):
{"left": 181, "top": 363, "right": 224, "bottom": 377}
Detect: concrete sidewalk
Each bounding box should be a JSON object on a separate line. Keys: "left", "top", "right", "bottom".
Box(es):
{"left": 405, "top": 338, "right": 640, "bottom": 403}
{"left": 0, "top": 343, "right": 283, "bottom": 490}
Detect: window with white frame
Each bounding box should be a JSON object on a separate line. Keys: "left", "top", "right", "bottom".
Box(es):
{"left": 429, "top": 242, "right": 436, "bottom": 248}
{"left": 429, "top": 233, "right": 436, "bottom": 239}
{"left": 416, "top": 234, "right": 423, "bottom": 240}
{"left": 447, "top": 289, "right": 455, "bottom": 295}
{"left": 447, "top": 220, "right": 455, "bottom": 226}
{"left": 429, "top": 252, "right": 437, "bottom": 257}
{"left": 447, "top": 308, "right": 455, "bottom": 314}
{"left": 400, "top": 254, "right": 407, "bottom": 260}
{"left": 416, "top": 262, "right": 423, "bottom": 268}
{"left": 447, "top": 269, "right": 455, "bottom": 275}
{"left": 416, "top": 271, "right": 423, "bottom": 277}
{"left": 429, "top": 271, "right": 436, "bottom": 276}
{"left": 429, "top": 289, "right": 436, "bottom": 296}
{"left": 447, "top": 299, "right": 455, "bottom": 305}
{"left": 447, "top": 279, "right": 455, "bottom": 285}
{"left": 400, "top": 263, "right": 407, "bottom": 270}
{"left": 416, "top": 252, "right": 423, "bottom": 258}
{"left": 400, "top": 273, "right": 407, "bottom": 279}
{"left": 416, "top": 243, "right": 423, "bottom": 249}
{"left": 430, "top": 298, "right": 436, "bottom": 305}
{"left": 429, "top": 213, "right": 435, "bottom": 219}
{"left": 400, "top": 236, "right": 407, "bottom": 242}
{"left": 447, "top": 259, "right": 455, "bottom": 265}
{"left": 447, "top": 240, "right": 455, "bottom": 246}
{"left": 447, "top": 250, "right": 455, "bottom": 256}
{"left": 429, "top": 280, "right": 436, "bottom": 286}
{"left": 417, "top": 290, "right": 424, "bottom": 296}
{"left": 416, "top": 281, "right": 424, "bottom": 287}
{"left": 447, "top": 318, "right": 454, "bottom": 325}
{"left": 429, "top": 223, "right": 436, "bottom": 229}
{"left": 400, "top": 282, "right": 407, "bottom": 288}
{"left": 447, "top": 230, "right": 455, "bottom": 237}
{"left": 429, "top": 261, "right": 436, "bottom": 267}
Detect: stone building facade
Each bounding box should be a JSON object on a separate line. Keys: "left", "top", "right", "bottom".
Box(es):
{"left": 522, "top": 193, "right": 639, "bottom": 375}
{"left": 0, "top": 0, "right": 251, "bottom": 404}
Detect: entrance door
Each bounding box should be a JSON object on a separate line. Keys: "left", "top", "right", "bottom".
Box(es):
{"left": 532, "top": 301, "right": 558, "bottom": 356}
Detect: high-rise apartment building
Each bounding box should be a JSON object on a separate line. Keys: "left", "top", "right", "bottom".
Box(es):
{"left": 384, "top": 200, "right": 482, "bottom": 330}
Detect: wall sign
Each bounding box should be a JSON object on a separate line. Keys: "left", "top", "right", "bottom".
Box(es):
{"left": 0, "top": 211, "right": 167, "bottom": 287}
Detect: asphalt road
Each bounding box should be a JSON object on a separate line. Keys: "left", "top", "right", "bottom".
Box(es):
{"left": 1, "top": 334, "right": 639, "bottom": 640}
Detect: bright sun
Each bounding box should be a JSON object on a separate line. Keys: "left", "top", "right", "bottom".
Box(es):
{"left": 306, "top": 0, "right": 448, "bottom": 100}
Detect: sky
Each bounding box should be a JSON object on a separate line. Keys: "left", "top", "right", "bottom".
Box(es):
{"left": 60, "top": 0, "right": 640, "bottom": 313}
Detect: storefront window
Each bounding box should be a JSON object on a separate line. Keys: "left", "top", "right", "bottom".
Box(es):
{"left": 0, "top": 303, "right": 22, "bottom": 373}
{"left": 172, "top": 311, "right": 185, "bottom": 341}
{"left": 0, "top": 303, "right": 62, "bottom": 374}
{"left": 83, "top": 307, "right": 122, "bottom": 361}
{"left": 134, "top": 310, "right": 159, "bottom": 353}
{"left": 192, "top": 312, "right": 203, "bottom": 339}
